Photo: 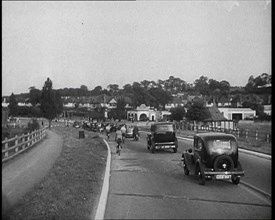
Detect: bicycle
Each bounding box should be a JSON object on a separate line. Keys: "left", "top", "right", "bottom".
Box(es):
{"left": 116, "top": 138, "right": 122, "bottom": 156}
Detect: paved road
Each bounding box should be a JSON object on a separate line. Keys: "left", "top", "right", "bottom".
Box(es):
{"left": 2, "top": 130, "right": 63, "bottom": 212}
{"left": 104, "top": 132, "right": 271, "bottom": 219}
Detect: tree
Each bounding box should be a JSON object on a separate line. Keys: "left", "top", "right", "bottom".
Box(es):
{"left": 40, "top": 77, "right": 63, "bottom": 128}
{"left": 107, "top": 84, "right": 119, "bottom": 96}
{"left": 193, "top": 75, "right": 210, "bottom": 96}
{"left": 186, "top": 99, "right": 207, "bottom": 122}
{"left": 8, "top": 93, "right": 18, "bottom": 116}
{"left": 29, "top": 86, "right": 42, "bottom": 106}
{"left": 80, "top": 85, "right": 89, "bottom": 96}
{"left": 149, "top": 87, "right": 173, "bottom": 110}
{"left": 91, "top": 86, "right": 103, "bottom": 96}
{"left": 170, "top": 106, "right": 186, "bottom": 121}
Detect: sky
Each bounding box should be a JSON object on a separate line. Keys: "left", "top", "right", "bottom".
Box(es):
{"left": 2, "top": 1, "right": 271, "bottom": 96}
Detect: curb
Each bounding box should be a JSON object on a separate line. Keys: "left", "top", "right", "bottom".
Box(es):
{"left": 94, "top": 139, "right": 111, "bottom": 220}
{"left": 240, "top": 181, "right": 272, "bottom": 202}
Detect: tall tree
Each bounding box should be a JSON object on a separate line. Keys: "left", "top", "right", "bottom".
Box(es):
{"left": 194, "top": 75, "right": 210, "bottom": 96}
{"left": 8, "top": 93, "right": 18, "bottom": 116}
{"left": 40, "top": 77, "right": 63, "bottom": 128}
{"left": 91, "top": 86, "right": 102, "bottom": 96}
{"left": 29, "top": 86, "right": 42, "bottom": 106}
{"left": 107, "top": 84, "right": 119, "bottom": 96}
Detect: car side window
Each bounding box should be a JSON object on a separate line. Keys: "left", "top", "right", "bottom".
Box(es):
{"left": 194, "top": 138, "right": 202, "bottom": 151}
{"left": 198, "top": 139, "right": 203, "bottom": 151}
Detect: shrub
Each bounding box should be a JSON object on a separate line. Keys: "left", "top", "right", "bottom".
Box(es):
{"left": 24, "top": 119, "right": 40, "bottom": 133}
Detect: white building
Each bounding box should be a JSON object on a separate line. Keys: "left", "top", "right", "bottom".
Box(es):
{"left": 127, "top": 104, "right": 171, "bottom": 121}
{"left": 263, "top": 105, "right": 271, "bottom": 115}
{"left": 218, "top": 107, "right": 256, "bottom": 120}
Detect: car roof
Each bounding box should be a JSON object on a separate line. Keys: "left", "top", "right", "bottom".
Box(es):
{"left": 195, "top": 132, "right": 237, "bottom": 141}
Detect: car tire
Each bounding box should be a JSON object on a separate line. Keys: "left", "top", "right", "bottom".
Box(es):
{"left": 232, "top": 175, "right": 240, "bottom": 185}
{"left": 196, "top": 164, "right": 205, "bottom": 185}
{"left": 183, "top": 160, "right": 189, "bottom": 175}
{"left": 173, "top": 148, "right": 177, "bottom": 153}
{"left": 213, "top": 155, "right": 234, "bottom": 171}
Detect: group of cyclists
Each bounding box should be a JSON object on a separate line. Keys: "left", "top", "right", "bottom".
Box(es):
{"left": 105, "top": 123, "right": 139, "bottom": 156}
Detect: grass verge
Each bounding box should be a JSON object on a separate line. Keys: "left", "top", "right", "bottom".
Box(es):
{"left": 5, "top": 126, "right": 107, "bottom": 220}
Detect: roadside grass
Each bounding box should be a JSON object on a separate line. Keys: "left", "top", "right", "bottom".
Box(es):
{"left": 238, "top": 121, "right": 271, "bottom": 133}
{"left": 5, "top": 126, "right": 107, "bottom": 220}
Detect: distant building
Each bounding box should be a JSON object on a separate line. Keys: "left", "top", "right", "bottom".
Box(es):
{"left": 263, "top": 105, "right": 271, "bottom": 115}
{"left": 127, "top": 104, "right": 171, "bottom": 121}
{"left": 218, "top": 107, "right": 256, "bottom": 120}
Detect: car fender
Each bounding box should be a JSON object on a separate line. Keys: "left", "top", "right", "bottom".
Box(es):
{"left": 195, "top": 159, "right": 205, "bottom": 172}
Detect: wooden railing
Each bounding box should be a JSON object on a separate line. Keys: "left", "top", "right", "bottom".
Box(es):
{"left": 2, "top": 127, "right": 47, "bottom": 163}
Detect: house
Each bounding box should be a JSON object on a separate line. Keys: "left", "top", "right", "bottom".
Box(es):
{"left": 165, "top": 95, "right": 186, "bottom": 110}
{"left": 218, "top": 107, "right": 256, "bottom": 120}
{"left": 62, "top": 94, "right": 118, "bottom": 110}
{"left": 2, "top": 97, "right": 9, "bottom": 108}
{"left": 92, "top": 94, "right": 117, "bottom": 109}
{"left": 217, "top": 95, "right": 231, "bottom": 107}
{"left": 199, "top": 105, "right": 236, "bottom": 130}
{"left": 263, "top": 105, "right": 271, "bottom": 115}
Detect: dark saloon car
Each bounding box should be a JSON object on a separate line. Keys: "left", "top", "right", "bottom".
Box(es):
{"left": 147, "top": 122, "right": 178, "bottom": 153}
{"left": 182, "top": 132, "right": 245, "bottom": 185}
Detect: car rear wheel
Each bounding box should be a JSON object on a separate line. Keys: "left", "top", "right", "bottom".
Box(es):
{"left": 173, "top": 148, "right": 177, "bottom": 153}
{"left": 232, "top": 175, "right": 240, "bottom": 185}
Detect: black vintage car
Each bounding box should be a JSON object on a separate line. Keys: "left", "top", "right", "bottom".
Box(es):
{"left": 182, "top": 132, "right": 245, "bottom": 185}
{"left": 147, "top": 122, "right": 178, "bottom": 153}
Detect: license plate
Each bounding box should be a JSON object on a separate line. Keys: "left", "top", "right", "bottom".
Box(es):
{"left": 216, "top": 174, "right": 231, "bottom": 180}
{"left": 161, "top": 146, "right": 171, "bottom": 149}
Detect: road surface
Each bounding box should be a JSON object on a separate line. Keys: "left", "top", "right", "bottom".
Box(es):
{"left": 104, "top": 132, "right": 271, "bottom": 219}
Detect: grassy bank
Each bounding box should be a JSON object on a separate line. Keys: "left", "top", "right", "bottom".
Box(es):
{"left": 5, "top": 126, "right": 107, "bottom": 220}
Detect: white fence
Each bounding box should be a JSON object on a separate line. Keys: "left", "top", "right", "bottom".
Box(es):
{"left": 2, "top": 127, "right": 47, "bottom": 163}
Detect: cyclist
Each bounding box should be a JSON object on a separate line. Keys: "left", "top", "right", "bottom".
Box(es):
{"left": 133, "top": 125, "right": 139, "bottom": 141}
{"left": 115, "top": 127, "right": 123, "bottom": 155}
{"left": 120, "top": 124, "right": 126, "bottom": 143}
{"left": 105, "top": 124, "right": 111, "bottom": 139}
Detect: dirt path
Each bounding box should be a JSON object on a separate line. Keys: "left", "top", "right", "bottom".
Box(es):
{"left": 2, "top": 129, "right": 63, "bottom": 210}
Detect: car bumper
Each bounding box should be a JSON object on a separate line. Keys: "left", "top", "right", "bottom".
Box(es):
{"left": 204, "top": 170, "right": 245, "bottom": 179}
{"left": 155, "top": 142, "right": 177, "bottom": 149}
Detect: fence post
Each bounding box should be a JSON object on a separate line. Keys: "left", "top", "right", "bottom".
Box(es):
{"left": 23, "top": 135, "right": 26, "bottom": 149}
{"left": 27, "top": 132, "right": 30, "bottom": 147}
{"left": 5, "top": 137, "right": 9, "bottom": 158}
{"left": 255, "top": 130, "right": 258, "bottom": 141}
{"left": 15, "top": 135, "right": 18, "bottom": 153}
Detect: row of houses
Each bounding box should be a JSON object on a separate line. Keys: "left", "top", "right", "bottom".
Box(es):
{"left": 2, "top": 93, "right": 271, "bottom": 119}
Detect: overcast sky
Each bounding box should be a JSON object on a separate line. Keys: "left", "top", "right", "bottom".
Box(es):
{"left": 2, "top": 1, "right": 271, "bottom": 96}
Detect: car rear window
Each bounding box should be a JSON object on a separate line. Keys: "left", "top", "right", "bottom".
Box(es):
{"left": 207, "top": 139, "right": 237, "bottom": 150}
{"left": 155, "top": 124, "right": 174, "bottom": 132}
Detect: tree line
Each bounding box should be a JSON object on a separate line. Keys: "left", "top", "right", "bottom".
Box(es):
{"left": 5, "top": 73, "right": 271, "bottom": 123}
